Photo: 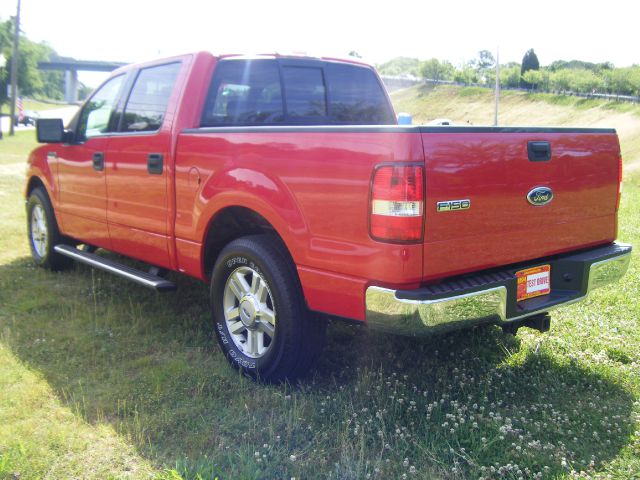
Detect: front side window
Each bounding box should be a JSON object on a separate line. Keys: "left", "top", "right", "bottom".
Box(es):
{"left": 78, "top": 74, "right": 124, "bottom": 139}
{"left": 202, "top": 59, "right": 284, "bottom": 126}
{"left": 121, "top": 62, "right": 181, "bottom": 132}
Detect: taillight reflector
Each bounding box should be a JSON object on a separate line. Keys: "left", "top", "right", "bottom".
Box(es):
{"left": 370, "top": 164, "right": 424, "bottom": 242}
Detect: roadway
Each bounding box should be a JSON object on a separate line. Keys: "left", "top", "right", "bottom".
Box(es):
{"left": 1, "top": 105, "right": 79, "bottom": 136}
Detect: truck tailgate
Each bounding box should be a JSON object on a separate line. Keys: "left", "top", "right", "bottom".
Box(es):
{"left": 420, "top": 127, "right": 620, "bottom": 281}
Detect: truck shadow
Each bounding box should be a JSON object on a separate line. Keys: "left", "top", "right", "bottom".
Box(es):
{"left": 0, "top": 256, "right": 636, "bottom": 478}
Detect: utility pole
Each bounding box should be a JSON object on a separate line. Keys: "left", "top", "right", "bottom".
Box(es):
{"left": 0, "top": 53, "right": 5, "bottom": 138}
{"left": 9, "top": 0, "right": 21, "bottom": 136}
{"left": 494, "top": 47, "right": 500, "bottom": 127}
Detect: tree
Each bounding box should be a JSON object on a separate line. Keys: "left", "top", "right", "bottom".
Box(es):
{"left": 571, "top": 69, "right": 603, "bottom": 93}
{"left": 604, "top": 67, "right": 640, "bottom": 96}
{"left": 471, "top": 50, "right": 496, "bottom": 85}
{"left": 500, "top": 65, "right": 521, "bottom": 88}
{"left": 550, "top": 69, "right": 573, "bottom": 92}
{"left": 453, "top": 62, "right": 479, "bottom": 85}
{"left": 477, "top": 50, "right": 495, "bottom": 71}
{"left": 0, "top": 19, "right": 12, "bottom": 108}
{"left": 522, "top": 69, "right": 549, "bottom": 90}
{"left": 420, "top": 58, "right": 454, "bottom": 82}
{"left": 0, "top": 18, "right": 65, "bottom": 102}
{"left": 376, "top": 57, "right": 422, "bottom": 77}
{"left": 520, "top": 49, "right": 540, "bottom": 89}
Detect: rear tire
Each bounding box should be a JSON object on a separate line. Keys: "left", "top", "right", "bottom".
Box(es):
{"left": 26, "top": 187, "right": 72, "bottom": 271}
{"left": 210, "top": 234, "right": 326, "bottom": 382}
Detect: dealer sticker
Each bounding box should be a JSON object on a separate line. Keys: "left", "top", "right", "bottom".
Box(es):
{"left": 516, "top": 265, "right": 551, "bottom": 301}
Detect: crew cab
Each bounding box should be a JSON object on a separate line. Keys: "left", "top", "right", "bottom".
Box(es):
{"left": 26, "top": 52, "right": 632, "bottom": 381}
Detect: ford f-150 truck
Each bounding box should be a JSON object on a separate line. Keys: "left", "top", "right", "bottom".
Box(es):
{"left": 27, "top": 52, "right": 632, "bottom": 381}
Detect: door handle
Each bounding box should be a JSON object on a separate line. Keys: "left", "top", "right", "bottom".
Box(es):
{"left": 93, "top": 152, "right": 104, "bottom": 171}
{"left": 147, "top": 153, "right": 164, "bottom": 175}
{"left": 528, "top": 141, "right": 552, "bottom": 162}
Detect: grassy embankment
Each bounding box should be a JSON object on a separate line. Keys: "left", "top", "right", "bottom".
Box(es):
{"left": 0, "top": 88, "right": 639, "bottom": 479}
{"left": 393, "top": 85, "right": 640, "bottom": 170}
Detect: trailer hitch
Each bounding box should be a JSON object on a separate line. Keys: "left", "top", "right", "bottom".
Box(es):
{"left": 502, "top": 313, "right": 551, "bottom": 336}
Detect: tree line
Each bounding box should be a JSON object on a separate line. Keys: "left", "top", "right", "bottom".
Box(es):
{"left": 0, "top": 17, "right": 90, "bottom": 107}
{"left": 377, "top": 49, "right": 640, "bottom": 97}
{"left": 2, "top": 20, "right": 639, "bottom": 106}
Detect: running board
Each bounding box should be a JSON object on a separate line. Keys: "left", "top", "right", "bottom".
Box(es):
{"left": 54, "top": 245, "right": 177, "bottom": 292}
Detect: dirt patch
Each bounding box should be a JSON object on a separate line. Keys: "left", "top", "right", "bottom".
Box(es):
{"left": 0, "top": 163, "right": 27, "bottom": 178}
{"left": 625, "top": 159, "right": 640, "bottom": 173}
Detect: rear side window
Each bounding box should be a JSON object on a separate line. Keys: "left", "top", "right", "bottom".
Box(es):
{"left": 201, "top": 60, "right": 284, "bottom": 126}
{"left": 121, "top": 62, "right": 181, "bottom": 132}
{"left": 326, "top": 63, "right": 394, "bottom": 124}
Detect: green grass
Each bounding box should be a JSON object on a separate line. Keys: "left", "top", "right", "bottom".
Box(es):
{"left": 22, "top": 98, "right": 72, "bottom": 112}
{"left": 1, "top": 111, "right": 639, "bottom": 479}
{"left": 0, "top": 130, "right": 40, "bottom": 160}
{"left": 521, "top": 91, "right": 640, "bottom": 115}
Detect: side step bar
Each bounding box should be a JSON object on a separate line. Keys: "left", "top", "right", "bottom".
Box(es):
{"left": 54, "top": 245, "right": 177, "bottom": 292}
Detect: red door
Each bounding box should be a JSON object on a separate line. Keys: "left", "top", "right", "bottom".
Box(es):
{"left": 105, "top": 62, "right": 182, "bottom": 269}
{"left": 56, "top": 74, "right": 126, "bottom": 249}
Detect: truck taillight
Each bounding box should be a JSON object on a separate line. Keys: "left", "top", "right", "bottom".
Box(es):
{"left": 370, "top": 164, "right": 424, "bottom": 242}
{"left": 616, "top": 154, "right": 623, "bottom": 211}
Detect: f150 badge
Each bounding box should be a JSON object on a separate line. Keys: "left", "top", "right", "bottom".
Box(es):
{"left": 436, "top": 199, "right": 471, "bottom": 212}
{"left": 527, "top": 187, "right": 553, "bottom": 206}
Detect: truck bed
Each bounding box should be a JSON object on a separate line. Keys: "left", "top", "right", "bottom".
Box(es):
{"left": 176, "top": 125, "right": 620, "bottom": 320}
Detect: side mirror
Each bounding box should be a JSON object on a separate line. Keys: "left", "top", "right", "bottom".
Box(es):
{"left": 36, "top": 118, "right": 65, "bottom": 143}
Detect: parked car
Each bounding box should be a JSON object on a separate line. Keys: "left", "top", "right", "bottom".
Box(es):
{"left": 15, "top": 109, "right": 40, "bottom": 126}
{"left": 26, "top": 52, "right": 632, "bottom": 381}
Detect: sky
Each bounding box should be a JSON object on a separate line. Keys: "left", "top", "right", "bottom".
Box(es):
{"left": 1, "top": 0, "right": 638, "bottom": 87}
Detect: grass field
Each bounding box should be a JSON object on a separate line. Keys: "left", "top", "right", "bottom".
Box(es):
{"left": 0, "top": 89, "right": 639, "bottom": 479}
{"left": 22, "top": 99, "right": 72, "bottom": 112}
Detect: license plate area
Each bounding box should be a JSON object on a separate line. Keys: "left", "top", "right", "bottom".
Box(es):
{"left": 516, "top": 265, "right": 551, "bottom": 302}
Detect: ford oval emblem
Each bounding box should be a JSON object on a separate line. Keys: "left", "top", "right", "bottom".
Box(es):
{"left": 527, "top": 186, "right": 553, "bottom": 206}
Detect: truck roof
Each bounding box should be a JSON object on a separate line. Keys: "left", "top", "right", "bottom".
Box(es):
{"left": 111, "top": 51, "right": 374, "bottom": 76}
{"left": 216, "top": 52, "right": 373, "bottom": 68}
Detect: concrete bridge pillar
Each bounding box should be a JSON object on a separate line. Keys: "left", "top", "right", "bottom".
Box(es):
{"left": 64, "top": 69, "right": 79, "bottom": 103}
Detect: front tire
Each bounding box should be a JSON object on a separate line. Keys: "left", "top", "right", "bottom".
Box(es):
{"left": 210, "top": 235, "right": 326, "bottom": 382}
{"left": 27, "top": 187, "right": 72, "bottom": 271}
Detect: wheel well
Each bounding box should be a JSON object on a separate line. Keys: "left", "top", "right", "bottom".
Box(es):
{"left": 26, "top": 176, "right": 46, "bottom": 198}
{"left": 203, "top": 206, "right": 291, "bottom": 279}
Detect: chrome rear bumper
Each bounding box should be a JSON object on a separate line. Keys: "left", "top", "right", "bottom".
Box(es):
{"left": 366, "top": 242, "right": 632, "bottom": 336}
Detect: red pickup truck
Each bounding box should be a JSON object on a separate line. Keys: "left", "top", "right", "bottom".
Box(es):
{"left": 27, "top": 52, "right": 631, "bottom": 381}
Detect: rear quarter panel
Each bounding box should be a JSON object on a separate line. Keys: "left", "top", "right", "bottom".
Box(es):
{"left": 174, "top": 128, "right": 425, "bottom": 320}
